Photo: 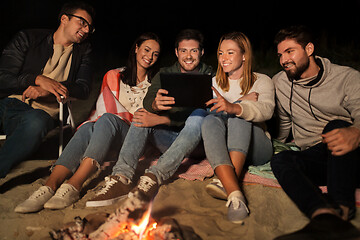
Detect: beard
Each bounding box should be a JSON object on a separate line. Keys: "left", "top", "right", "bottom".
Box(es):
{"left": 284, "top": 58, "right": 310, "bottom": 80}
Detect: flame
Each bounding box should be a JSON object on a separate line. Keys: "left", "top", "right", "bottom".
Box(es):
{"left": 130, "top": 202, "right": 155, "bottom": 239}
{"left": 108, "top": 202, "right": 159, "bottom": 240}
{"left": 131, "top": 203, "right": 151, "bottom": 236}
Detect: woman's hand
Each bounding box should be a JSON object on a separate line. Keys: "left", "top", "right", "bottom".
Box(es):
{"left": 206, "top": 87, "right": 242, "bottom": 115}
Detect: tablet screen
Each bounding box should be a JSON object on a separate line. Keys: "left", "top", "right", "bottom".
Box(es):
{"left": 160, "top": 73, "right": 213, "bottom": 108}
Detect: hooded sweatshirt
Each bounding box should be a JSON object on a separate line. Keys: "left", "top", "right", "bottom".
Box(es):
{"left": 273, "top": 56, "right": 360, "bottom": 150}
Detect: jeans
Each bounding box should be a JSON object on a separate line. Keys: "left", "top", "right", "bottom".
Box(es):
{"left": 113, "top": 108, "right": 208, "bottom": 184}
{"left": 201, "top": 113, "right": 273, "bottom": 170}
{"left": 271, "top": 120, "right": 360, "bottom": 218}
{"left": 0, "top": 98, "right": 54, "bottom": 178}
{"left": 54, "top": 113, "right": 129, "bottom": 173}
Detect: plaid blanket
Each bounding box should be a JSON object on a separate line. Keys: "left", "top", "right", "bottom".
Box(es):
{"left": 83, "top": 68, "right": 133, "bottom": 127}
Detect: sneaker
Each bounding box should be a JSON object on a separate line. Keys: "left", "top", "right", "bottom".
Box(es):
{"left": 226, "top": 195, "right": 249, "bottom": 224}
{"left": 86, "top": 175, "right": 132, "bottom": 207}
{"left": 274, "top": 213, "right": 360, "bottom": 240}
{"left": 14, "top": 186, "right": 54, "bottom": 213}
{"left": 132, "top": 172, "right": 159, "bottom": 202}
{"left": 44, "top": 183, "right": 79, "bottom": 209}
{"left": 206, "top": 178, "right": 227, "bottom": 200}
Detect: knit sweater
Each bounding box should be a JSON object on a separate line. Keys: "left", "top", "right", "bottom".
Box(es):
{"left": 273, "top": 56, "right": 360, "bottom": 150}
{"left": 213, "top": 72, "right": 275, "bottom": 138}
{"left": 213, "top": 72, "right": 275, "bottom": 123}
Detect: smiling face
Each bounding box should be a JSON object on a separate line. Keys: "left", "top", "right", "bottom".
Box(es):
{"left": 135, "top": 39, "right": 160, "bottom": 71}
{"left": 62, "top": 9, "right": 93, "bottom": 44}
{"left": 218, "top": 39, "right": 245, "bottom": 79}
{"left": 277, "top": 38, "right": 313, "bottom": 80}
{"left": 175, "top": 39, "right": 204, "bottom": 72}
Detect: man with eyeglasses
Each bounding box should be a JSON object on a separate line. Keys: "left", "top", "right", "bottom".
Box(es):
{"left": 0, "top": 1, "right": 95, "bottom": 178}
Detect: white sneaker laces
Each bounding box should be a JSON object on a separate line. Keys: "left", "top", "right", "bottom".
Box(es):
{"left": 96, "top": 176, "right": 118, "bottom": 196}
{"left": 138, "top": 176, "right": 156, "bottom": 192}
{"left": 55, "top": 184, "right": 76, "bottom": 197}
{"left": 226, "top": 195, "right": 250, "bottom": 213}
{"left": 211, "top": 178, "right": 224, "bottom": 187}
{"left": 29, "top": 187, "right": 50, "bottom": 200}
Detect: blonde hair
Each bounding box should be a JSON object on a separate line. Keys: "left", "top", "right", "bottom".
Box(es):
{"left": 215, "top": 32, "right": 257, "bottom": 95}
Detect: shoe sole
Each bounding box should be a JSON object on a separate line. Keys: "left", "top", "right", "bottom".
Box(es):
{"left": 205, "top": 184, "right": 227, "bottom": 200}
{"left": 86, "top": 194, "right": 127, "bottom": 207}
{"left": 44, "top": 198, "right": 79, "bottom": 210}
{"left": 230, "top": 219, "right": 245, "bottom": 224}
{"left": 14, "top": 206, "right": 44, "bottom": 213}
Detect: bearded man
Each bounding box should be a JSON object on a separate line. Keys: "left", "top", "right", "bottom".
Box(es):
{"left": 271, "top": 25, "right": 360, "bottom": 239}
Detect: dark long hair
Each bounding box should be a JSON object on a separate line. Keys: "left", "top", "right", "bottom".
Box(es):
{"left": 122, "top": 32, "right": 161, "bottom": 86}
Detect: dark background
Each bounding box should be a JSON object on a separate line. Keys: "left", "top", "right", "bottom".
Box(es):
{"left": 1, "top": 0, "right": 360, "bottom": 76}
{"left": 0, "top": 0, "right": 359, "bottom": 126}
{"left": 1, "top": 0, "right": 360, "bottom": 123}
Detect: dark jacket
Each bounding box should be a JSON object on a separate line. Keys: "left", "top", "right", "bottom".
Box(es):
{"left": 143, "top": 61, "right": 214, "bottom": 130}
{"left": 0, "top": 29, "right": 92, "bottom": 99}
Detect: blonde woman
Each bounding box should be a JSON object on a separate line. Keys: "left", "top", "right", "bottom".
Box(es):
{"left": 202, "top": 32, "right": 275, "bottom": 223}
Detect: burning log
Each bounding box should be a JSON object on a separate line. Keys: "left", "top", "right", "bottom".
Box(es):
{"left": 89, "top": 191, "right": 149, "bottom": 239}
{"left": 50, "top": 191, "right": 202, "bottom": 240}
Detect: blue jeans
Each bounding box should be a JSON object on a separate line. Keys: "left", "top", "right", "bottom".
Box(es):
{"left": 0, "top": 98, "right": 54, "bottom": 178}
{"left": 201, "top": 113, "right": 273, "bottom": 170}
{"left": 54, "top": 113, "right": 129, "bottom": 173}
{"left": 271, "top": 120, "right": 360, "bottom": 218}
{"left": 112, "top": 108, "right": 208, "bottom": 184}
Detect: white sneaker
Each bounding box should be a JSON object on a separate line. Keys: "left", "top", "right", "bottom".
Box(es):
{"left": 226, "top": 195, "right": 249, "bottom": 224}
{"left": 15, "top": 186, "right": 54, "bottom": 213}
{"left": 44, "top": 183, "right": 79, "bottom": 209}
{"left": 205, "top": 178, "right": 227, "bottom": 200}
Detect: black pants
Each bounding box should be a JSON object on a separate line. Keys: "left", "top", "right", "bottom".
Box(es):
{"left": 271, "top": 120, "right": 360, "bottom": 218}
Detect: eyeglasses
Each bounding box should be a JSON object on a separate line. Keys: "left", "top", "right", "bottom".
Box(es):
{"left": 65, "top": 13, "right": 95, "bottom": 34}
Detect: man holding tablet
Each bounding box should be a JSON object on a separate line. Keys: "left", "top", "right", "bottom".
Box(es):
{"left": 86, "top": 29, "right": 214, "bottom": 207}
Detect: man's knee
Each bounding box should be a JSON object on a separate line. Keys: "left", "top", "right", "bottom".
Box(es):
{"left": 271, "top": 150, "right": 297, "bottom": 176}
{"left": 322, "top": 120, "right": 351, "bottom": 134}
{"left": 24, "top": 109, "right": 54, "bottom": 134}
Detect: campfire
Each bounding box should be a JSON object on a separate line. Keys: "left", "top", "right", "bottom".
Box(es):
{"left": 50, "top": 192, "right": 201, "bottom": 240}
{"left": 104, "top": 202, "right": 170, "bottom": 240}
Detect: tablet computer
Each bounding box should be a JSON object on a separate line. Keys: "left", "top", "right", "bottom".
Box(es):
{"left": 160, "top": 72, "right": 213, "bottom": 108}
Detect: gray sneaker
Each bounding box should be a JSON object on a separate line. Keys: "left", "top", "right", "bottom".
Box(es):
{"left": 205, "top": 178, "right": 227, "bottom": 200}
{"left": 44, "top": 183, "right": 79, "bottom": 209}
{"left": 15, "top": 186, "right": 54, "bottom": 213}
{"left": 86, "top": 175, "right": 132, "bottom": 207}
{"left": 226, "top": 195, "right": 249, "bottom": 224}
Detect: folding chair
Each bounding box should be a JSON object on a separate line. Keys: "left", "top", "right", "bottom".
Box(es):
{"left": 58, "top": 97, "right": 76, "bottom": 156}
{"left": 0, "top": 98, "right": 76, "bottom": 157}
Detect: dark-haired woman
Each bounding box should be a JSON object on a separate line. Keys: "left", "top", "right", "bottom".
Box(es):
{"left": 15, "top": 33, "right": 161, "bottom": 213}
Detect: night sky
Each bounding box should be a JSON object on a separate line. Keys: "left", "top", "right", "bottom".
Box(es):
{"left": 1, "top": 0, "right": 360, "bottom": 77}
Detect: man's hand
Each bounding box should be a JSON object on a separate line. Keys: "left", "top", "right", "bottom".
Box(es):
{"left": 206, "top": 87, "right": 242, "bottom": 114}
{"left": 35, "top": 75, "right": 69, "bottom": 102}
{"left": 22, "top": 86, "right": 51, "bottom": 101}
{"left": 152, "top": 89, "right": 175, "bottom": 111}
{"left": 132, "top": 108, "right": 170, "bottom": 127}
{"left": 322, "top": 126, "right": 360, "bottom": 156}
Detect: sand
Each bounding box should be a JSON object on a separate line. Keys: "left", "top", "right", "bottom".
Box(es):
{"left": 1, "top": 155, "right": 359, "bottom": 240}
